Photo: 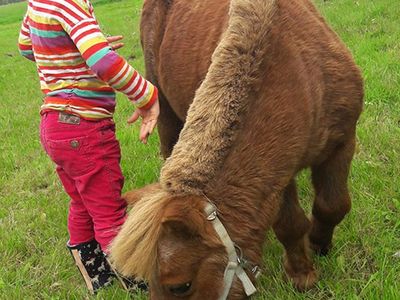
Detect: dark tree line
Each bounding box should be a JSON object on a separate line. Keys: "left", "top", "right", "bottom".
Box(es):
{"left": 0, "top": 0, "right": 25, "bottom": 6}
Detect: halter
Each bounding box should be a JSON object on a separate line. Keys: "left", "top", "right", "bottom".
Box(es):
{"left": 204, "top": 201, "right": 261, "bottom": 300}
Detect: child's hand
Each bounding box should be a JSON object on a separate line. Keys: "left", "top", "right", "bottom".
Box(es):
{"left": 127, "top": 100, "right": 160, "bottom": 144}
{"left": 107, "top": 35, "right": 124, "bottom": 51}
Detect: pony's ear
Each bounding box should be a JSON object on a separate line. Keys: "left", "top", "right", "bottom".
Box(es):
{"left": 161, "top": 199, "right": 202, "bottom": 237}
{"left": 161, "top": 219, "right": 198, "bottom": 239}
{"left": 122, "top": 183, "right": 161, "bottom": 206}
{"left": 161, "top": 204, "right": 223, "bottom": 248}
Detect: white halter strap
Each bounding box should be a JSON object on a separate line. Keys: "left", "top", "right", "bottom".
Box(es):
{"left": 204, "top": 202, "right": 257, "bottom": 300}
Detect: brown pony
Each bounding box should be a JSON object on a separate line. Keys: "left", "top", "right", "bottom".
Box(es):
{"left": 110, "top": 0, "right": 363, "bottom": 299}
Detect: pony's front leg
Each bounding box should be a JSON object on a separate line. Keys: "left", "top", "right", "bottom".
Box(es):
{"left": 157, "top": 92, "right": 183, "bottom": 159}
{"left": 273, "top": 180, "right": 318, "bottom": 291}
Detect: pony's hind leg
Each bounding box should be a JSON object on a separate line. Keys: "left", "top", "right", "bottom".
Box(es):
{"left": 309, "top": 136, "right": 356, "bottom": 255}
{"left": 273, "top": 180, "right": 318, "bottom": 291}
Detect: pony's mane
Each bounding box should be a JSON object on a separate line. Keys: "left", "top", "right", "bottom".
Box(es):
{"left": 160, "top": 0, "right": 277, "bottom": 195}
{"left": 109, "top": 190, "right": 171, "bottom": 280}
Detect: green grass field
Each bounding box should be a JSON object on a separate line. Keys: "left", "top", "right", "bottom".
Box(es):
{"left": 0, "top": 0, "right": 399, "bottom": 299}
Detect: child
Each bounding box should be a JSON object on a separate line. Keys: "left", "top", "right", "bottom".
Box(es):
{"left": 18, "top": 0, "right": 159, "bottom": 294}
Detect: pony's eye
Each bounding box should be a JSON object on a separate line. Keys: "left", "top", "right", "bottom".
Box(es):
{"left": 168, "top": 282, "right": 192, "bottom": 296}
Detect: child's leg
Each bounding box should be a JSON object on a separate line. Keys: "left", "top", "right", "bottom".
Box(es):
{"left": 40, "top": 113, "right": 95, "bottom": 245}
{"left": 56, "top": 166, "right": 94, "bottom": 245}
{"left": 73, "top": 120, "right": 127, "bottom": 253}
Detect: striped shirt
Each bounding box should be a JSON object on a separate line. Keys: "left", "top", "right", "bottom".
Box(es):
{"left": 18, "top": 0, "right": 158, "bottom": 119}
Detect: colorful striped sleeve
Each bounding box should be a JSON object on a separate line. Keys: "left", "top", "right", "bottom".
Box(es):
{"left": 18, "top": 13, "right": 35, "bottom": 61}
{"left": 52, "top": 0, "right": 158, "bottom": 109}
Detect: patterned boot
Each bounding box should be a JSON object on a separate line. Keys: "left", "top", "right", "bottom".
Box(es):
{"left": 67, "top": 240, "right": 114, "bottom": 294}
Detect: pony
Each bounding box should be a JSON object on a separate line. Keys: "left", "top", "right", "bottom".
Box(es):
{"left": 110, "top": 0, "right": 364, "bottom": 298}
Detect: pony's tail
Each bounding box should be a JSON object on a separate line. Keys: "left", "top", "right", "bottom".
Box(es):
{"left": 160, "top": 0, "right": 278, "bottom": 194}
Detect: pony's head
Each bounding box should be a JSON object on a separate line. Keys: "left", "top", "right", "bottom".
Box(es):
{"left": 109, "top": 184, "right": 248, "bottom": 299}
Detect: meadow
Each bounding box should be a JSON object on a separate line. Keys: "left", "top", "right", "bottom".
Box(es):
{"left": 0, "top": 0, "right": 399, "bottom": 299}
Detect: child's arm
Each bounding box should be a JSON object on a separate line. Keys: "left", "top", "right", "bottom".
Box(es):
{"left": 18, "top": 14, "right": 35, "bottom": 62}
{"left": 55, "top": 0, "right": 157, "bottom": 110}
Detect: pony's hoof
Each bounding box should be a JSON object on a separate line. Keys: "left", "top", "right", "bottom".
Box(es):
{"left": 283, "top": 258, "right": 318, "bottom": 291}
{"left": 309, "top": 240, "right": 332, "bottom": 256}
{"left": 287, "top": 268, "right": 318, "bottom": 291}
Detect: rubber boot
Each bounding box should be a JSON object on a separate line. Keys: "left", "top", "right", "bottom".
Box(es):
{"left": 67, "top": 240, "right": 114, "bottom": 294}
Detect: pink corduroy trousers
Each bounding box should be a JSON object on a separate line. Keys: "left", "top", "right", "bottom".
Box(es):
{"left": 40, "top": 112, "right": 127, "bottom": 252}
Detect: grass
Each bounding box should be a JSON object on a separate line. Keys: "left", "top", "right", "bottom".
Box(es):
{"left": 0, "top": 0, "right": 398, "bottom": 299}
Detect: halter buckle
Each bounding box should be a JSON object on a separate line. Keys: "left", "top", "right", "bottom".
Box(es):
{"left": 205, "top": 201, "right": 218, "bottom": 221}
